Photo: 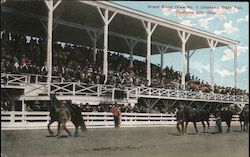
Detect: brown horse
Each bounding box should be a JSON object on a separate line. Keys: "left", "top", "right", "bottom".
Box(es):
{"left": 48, "top": 94, "right": 87, "bottom": 136}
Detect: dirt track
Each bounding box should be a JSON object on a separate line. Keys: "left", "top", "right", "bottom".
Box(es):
{"left": 1, "top": 126, "right": 249, "bottom": 157}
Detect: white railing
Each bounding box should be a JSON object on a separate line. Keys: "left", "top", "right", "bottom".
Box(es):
{"left": 125, "top": 87, "right": 249, "bottom": 103}
{"left": 1, "top": 73, "right": 61, "bottom": 86}
{"left": 1, "top": 73, "right": 28, "bottom": 86}
{"left": 1, "top": 73, "right": 249, "bottom": 103}
{"left": 1, "top": 111, "right": 240, "bottom": 130}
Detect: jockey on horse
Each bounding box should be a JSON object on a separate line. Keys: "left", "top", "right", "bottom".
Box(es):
{"left": 55, "top": 100, "right": 72, "bottom": 138}
{"left": 48, "top": 93, "right": 87, "bottom": 137}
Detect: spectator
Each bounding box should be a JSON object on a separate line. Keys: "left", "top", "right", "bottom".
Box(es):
{"left": 111, "top": 103, "right": 121, "bottom": 128}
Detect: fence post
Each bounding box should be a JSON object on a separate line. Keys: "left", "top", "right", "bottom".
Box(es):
{"left": 27, "top": 75, "right": 31, "bottom": 84}
{"left": 127, "top": 89, "right": 130, "bottom": 100}
{"left": 120, "top": 113, "right": 122, "bottom": 127}
{"left": 10, "top": 111, "right": 15, "bottom": 123}
{"left": 35, "top": 75, "right": 38, "bottom": 84}
{"left": 112, "top": 88, "right": 115, "bottom": 102}
{"left": 97, "top": 85, "right": 101, "bottom": 97}
{"left": 6, "top": 74, "right": 9, "bottom": 85}
{"left": 73, "top": 83, "right": 76, "bottom": 96}
{"left": 135, "top": 88, "right": 138, "bottom": 99}
{"left": 24, "top": 75, "right": 28, "bottom": 85}
{"left": 21, "top": 99, "right": 26, "bottom": 124}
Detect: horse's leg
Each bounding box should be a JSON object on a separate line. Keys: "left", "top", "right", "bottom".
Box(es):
{"left": 193, "top": 122, "right": 198, "bottom": 134}
{"left": 57, "top": 122, "right": 62, "bottom": 138}
{"left": 244, "top": 120, "right": 248, "bottom": 131}
{"left": 243, "top": 121, "right": 246, "bottom": 131}
{"left": 207, "top": 120, "right": 210, "bottom": 133}
{"left": 201, "top": 121, "right": 205, "bottom": 133}
{"left": 56, "top": 121, "right": 60, "bottom": 136}
{"left": 246, "top": 121, "right": 249, "bottom": 132}
{"left": 226, "top": 121, "right": 231, "bottom": 133}
{"left": 176, "top": 121, "right": 181, "bottom": 135}
{"left": 181, "top": 121, "right": 184, "bottom": 135}
{"left": 240, "top": 121, "right": 243, "bottom": 131}
{"left": 184, "top": 121, "right": 189, "bottom": 135}
{"left": 74, "top": 124, "right": 79, "bottom": 137}
{"left": 64, "top": 124, "right": 72, "bottom": 137}
{"left": 47, "top": 120, "right": 55, "bottom": 136}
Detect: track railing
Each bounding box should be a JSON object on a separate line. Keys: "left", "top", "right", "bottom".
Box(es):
{"left": 1, "top": 111, "right": 240, "bottom": 130}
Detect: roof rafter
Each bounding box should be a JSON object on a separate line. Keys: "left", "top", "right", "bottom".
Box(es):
{"left": 83, "top": 1, "right": 239, "bottom": 46}
{"left": 2, "top": 6, "right": 181, "bottom": 53}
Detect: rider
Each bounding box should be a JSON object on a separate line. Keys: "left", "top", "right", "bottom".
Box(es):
{"left": 55, "top": 101, "right": 72, "bottom": 138}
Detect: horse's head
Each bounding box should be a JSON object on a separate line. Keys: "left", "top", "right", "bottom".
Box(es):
{"left": 228, "top": 104, "right": 243, "bottom": 114}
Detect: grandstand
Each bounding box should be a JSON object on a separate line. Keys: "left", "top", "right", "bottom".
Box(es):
{"left": 1, "top": 1, "right": 249, "bottom": 130}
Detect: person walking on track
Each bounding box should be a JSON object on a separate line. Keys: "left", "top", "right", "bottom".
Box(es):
{"left": 111, "top": 103, "right": 121, "bottom": 128}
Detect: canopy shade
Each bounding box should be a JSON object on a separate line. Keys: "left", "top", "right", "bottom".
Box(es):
{"left": 1, "top": 1, "right": 239, "bottom": 57}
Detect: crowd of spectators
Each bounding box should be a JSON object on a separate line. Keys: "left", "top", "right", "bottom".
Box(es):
{"left": 1, "top": 30, "right": 248, "bottom": 96}
{"left": 77, "top": 102, "right": 168, "bottom": 114}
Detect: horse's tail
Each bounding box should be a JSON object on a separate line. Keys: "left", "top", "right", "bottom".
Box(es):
{"left": 76, "top": 107, "right": 87, "bottom": 132}
{"left": 80, "top": 119, "right": 87, "bottom": 132}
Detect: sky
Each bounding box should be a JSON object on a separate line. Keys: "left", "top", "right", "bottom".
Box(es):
{"left": 113, "top": 1, "right": 249, "bottom": 91}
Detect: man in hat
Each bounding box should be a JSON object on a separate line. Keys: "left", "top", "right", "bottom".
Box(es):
{"left": 55, "top": 101, "right": 72, "bottom": 138}
{"left": 111, "top": 103, "right": 121, "bottom": 128}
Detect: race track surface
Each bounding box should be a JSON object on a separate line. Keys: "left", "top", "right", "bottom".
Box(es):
{"left": 1, "top": 126, "right": 249, "bottom": 157}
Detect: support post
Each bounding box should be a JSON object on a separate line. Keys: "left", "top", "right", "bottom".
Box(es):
{"left": 87, "top": 30, "right": 102, "bottom": 63}
{"left": 97, "top": 7, "right": 117, "bottom": 83}
{"left": 103, "top": 11, "right": 108, "bottom": 83}
{"left": 157, "top": 45, "right": 168, "bottom": 70}
{"left": 177, "top": 30, "right": 191, "bottom": 90}
{"left": 207, "top": 39, "right": 218, "bottom": 91}
{"left": 234, "top": 46, "right": 237, "bottom": 89}
{"left": 125, "top": 38, "right": 138, "bottom": 68}
{"left": 21, "top": 99, "right": 26, "bottom": 123}
{"left": 87, "top": 31, "right": 97, "bottom": 62}
{"left": 10, "top": 100, "right": 15, "bottom": 123}
{"left": 186, "top": 49, "right": 196, "bottom": 75}
{"left": 129, "top": 40, "right": 134, "bottom": 68}
{"left": 44, "top": 0, "right": 53, "bottom": 95}
{"left": 142, "top": 20, "right": 157, "bottom": 86}
{"left": 44, "top": 0, "right": 61, "bottom": 95}
{"left": 186, "top": 51, "right": 190, "bottom": 75}
{"left": 130, "top": 49, "right": 133, "bottom": 68}
{"left": 228, "top": 45, "right": 238, "bottom": 89}
{"left": 93, "top": 33, "right": 97, "bottom": 62}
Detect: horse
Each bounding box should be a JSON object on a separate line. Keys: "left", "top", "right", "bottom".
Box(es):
{"left": 48, "top": 94, "right": 87, "bottom": 136}
{"left": 176, "top": 105, "right": 210, "bottom": 135}
{"left": 176, "top": 106, "right": 185, "bottom": 135}
{"left": 239, "top": 105, "right": 249, "bottom": 132}
{"left": 211, "top": 105, "right": 238, "bottom": 133}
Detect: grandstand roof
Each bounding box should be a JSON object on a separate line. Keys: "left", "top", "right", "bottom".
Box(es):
{"left": 1, "top": 1, "right": 239, "bottom": 57}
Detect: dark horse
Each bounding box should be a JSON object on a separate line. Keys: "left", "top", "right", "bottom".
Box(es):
{"left": 176, "top": 105, "right": 210, "bottom": 135}
{"left": 239, "top": 105, "right": 249, "bottom": 131}
{"left": 211, "top": 105, "right": 238, "bottom": 133}
{"left": 48, "top": 94, "right": 87, "bottom": 136}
